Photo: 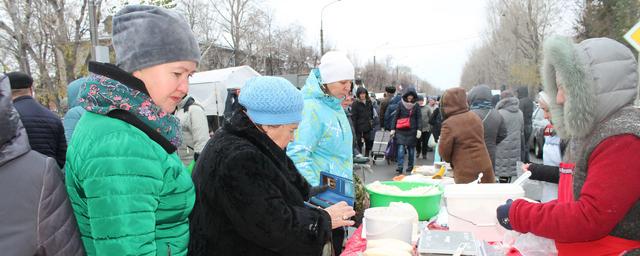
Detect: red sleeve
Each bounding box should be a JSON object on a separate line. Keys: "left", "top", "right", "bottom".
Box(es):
{"left": 509, "top": 134, "right": 640, "bottom": 242}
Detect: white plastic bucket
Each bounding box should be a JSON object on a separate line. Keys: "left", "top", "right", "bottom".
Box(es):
{"left": 364, "top": 207, "right": 414, "bottom": 243}
{"left": 444, "top": 183, "right": 524, "bottom": 241}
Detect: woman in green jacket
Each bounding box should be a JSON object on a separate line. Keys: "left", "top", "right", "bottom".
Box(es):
{"left": 65, "top": 5, "right": 199, "bottom": 255}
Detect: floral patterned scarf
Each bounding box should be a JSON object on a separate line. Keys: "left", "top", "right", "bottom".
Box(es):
{"left": 78, "top": 71, "right": 182, "bottom": 147}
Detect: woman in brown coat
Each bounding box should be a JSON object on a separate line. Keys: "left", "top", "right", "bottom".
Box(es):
{"left": 438, "top": 87, "right": 495, "bottom": 183}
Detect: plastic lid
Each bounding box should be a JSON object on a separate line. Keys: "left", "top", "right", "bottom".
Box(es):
{"left": 443, "top": 184, "right": 524, "bottom": 198}
{"left": 364, "top": 206, "right": 415, "bottom": 221}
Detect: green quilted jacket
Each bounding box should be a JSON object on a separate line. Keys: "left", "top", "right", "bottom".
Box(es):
{"left": 66, "top": 112, "right": 195, "bottom": 256}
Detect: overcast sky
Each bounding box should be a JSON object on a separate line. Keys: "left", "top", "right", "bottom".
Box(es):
{"left": 266, "top": 0, "right": 576, "bottom": 90}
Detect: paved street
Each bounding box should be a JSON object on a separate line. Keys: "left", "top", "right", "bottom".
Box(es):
{"left": 355, "top": 148, "right": 541, "bottom": 185}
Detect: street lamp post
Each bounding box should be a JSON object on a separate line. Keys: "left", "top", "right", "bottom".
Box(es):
{"left": 320, "top": 0, "right": 341, "bottom": 55}
{"left": 373, "top": 42, "right": 389, "bottom": 90}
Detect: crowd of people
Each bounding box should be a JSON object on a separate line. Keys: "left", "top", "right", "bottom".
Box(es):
{"left": 0, "top": 4, "right": 639, "bottom": 256}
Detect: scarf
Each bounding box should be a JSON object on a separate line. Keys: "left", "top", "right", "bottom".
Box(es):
{"left": 401, "top": 99, "right": 415, "bottom": 111}
{"left": 78, "top": 71, "right": 182, "bottom": 148}
{"left": 470, "top": 100, "right": 493, "bottom": 110}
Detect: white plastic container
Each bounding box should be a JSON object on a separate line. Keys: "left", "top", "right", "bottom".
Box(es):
{"left": 364, "top": 206, "right": 414, "bottom": 243}
{"left": 443, "top": 184, "right": 524, "bottom": 241}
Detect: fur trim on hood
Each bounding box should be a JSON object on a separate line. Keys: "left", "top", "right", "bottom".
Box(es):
{"left": 541, "top": 36, "right": 638, "bottom": 138}
{"left": 401, "top": 87, "right": 418, "bottom": 102}
{"left": 496, "top": 96, "right": 520, "bottom": 113}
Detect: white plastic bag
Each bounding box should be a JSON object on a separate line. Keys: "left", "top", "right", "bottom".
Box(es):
{"left": 503, "top": 231, "right": 557, "bottom": 256}
{"left": 428, "top": 134, "right": 436, "bottom": 148}
{"left": 516, "top": 161, "right": 543, "bottom": 201}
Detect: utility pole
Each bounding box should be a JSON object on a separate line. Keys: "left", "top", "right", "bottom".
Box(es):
{"left": 373, "top": 55, "right": 376, "bottom": 89}
{"left": 320, "top": 21, "right": 324, "bottom": 55}
{"left": 320, "top": 0, "right": 341, "bottom": 56}
{"left": 88, "top": 0, "right": 98, "bottom": 61}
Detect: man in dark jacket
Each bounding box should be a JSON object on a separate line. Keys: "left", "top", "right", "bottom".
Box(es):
{"left": 0, "top": 74, "right": 84, "bottom": 255}
{"left": 468, "top": 84, "right": 507, "bottom": 170}
{"left": 384, "top": 90, "right": 402, "bottom": 131}
{"left": 517, "top": 86, "right": 534, "bottom": 162}
{"left": 429, "top": 96, "right": 443, "bottom": 142}
{"left": 379, "top": 85, "right": 396, "bottom": 129}
{"left": 351, "top": 87, "right": 375, "bottom": 156}
{"left": 8, "top": 71, "right": 67, "bottom": 168}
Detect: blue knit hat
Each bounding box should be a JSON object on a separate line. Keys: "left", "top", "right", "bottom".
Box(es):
{"left": 239, "top": 76, "right": 304, "bottom": 125}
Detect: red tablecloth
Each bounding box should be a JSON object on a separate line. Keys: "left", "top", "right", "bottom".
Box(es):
{"left": 340, "top": 223, "right": 522, "bottom": 256}
{"left": 340, "top": 225, "right": 367, "bottom": 256}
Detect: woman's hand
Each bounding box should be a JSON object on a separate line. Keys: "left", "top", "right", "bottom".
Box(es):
{"left": 324, "top": 201, "right": 356, "bottom": 229}
{"left": 521, "top": 163, "right": 531, "bottom": 172}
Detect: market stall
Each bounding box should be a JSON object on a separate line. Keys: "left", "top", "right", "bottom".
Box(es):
{"left": 341, "top": 163, "right": 549, "bottom": 256}
{"left": 188, "top": 65, "right": 260, "bottom": 131}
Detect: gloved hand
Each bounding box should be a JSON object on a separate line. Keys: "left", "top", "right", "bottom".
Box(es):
{"left": 496, "top": 199, "right": 513, "bottom": 230}
{"left": 416, "top": 130, "right": 422, "bottom": 139}
{"left": 390, "top": 130, "right": 395, "bottom": 137}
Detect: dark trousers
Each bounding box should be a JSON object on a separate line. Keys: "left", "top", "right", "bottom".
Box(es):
{"left": 523, "top": 125, "right": 532, "bottom": 162}
{"left": 332, "top": 227, "right": 345, "bottom": 255}
{"left": 356, "top": 130, "right": 373, "bottom": 156}
{"left": 415, "top": 131, "right": 431, "bottom": 157}
{"left": 498, "top": 176, "right": 512, "bottom": 183}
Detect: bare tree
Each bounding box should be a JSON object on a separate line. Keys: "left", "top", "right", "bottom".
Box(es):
{"left": 0, "top": 0, "right": 96, "bottom": 112}
{"left": 460, "top": 0, "right": 564, "bottom": 91}
{"left": 210, "top": 0, "right": 257, "bottom": 66}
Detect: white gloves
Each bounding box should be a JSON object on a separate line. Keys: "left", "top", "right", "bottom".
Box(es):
{"left": 390, "top": 130, "right": 395, "bottom": 137}
{"left": 416, "top": 130, "right": 422, "bottom": 139}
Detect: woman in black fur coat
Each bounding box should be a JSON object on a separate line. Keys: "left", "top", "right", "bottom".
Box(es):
{"left": 188, "top": 77, "right": 355, "bottom": 256}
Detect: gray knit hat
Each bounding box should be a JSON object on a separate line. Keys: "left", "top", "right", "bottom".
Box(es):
{"left": 113, "top": 5, "right": 200, "bottom": 72}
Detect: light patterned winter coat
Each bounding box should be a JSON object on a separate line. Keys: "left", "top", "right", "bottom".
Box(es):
{"left": 287, "top": 69, "right": 353, "bottom": 186}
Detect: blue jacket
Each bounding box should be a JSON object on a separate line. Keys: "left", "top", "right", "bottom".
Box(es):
{"left": 63, "top": 78, "right": 86, "bottom": 143}
{"left": 383, "top": 95, "right": 402, "bottom": 130}
{"left": 286, "top": 69, "right": 353, "bottom": 186}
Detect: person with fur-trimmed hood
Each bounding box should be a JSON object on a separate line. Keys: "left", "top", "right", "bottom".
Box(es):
{"left": 496, "top": 36, "right": 640, "bottom": 255}
{"left": 494, "top": 90, "right": 524, "bottom": 183}
{"left": 390, "top": 87, "right": 422, "bottom": 174}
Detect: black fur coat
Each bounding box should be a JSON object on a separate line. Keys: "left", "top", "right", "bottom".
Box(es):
{"left": 188, "top": 110, "right": 332, "bottom": 256}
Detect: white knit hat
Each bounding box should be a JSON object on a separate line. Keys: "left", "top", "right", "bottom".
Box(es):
{"left": 538, "top": 91, "right": 551, "bottom": 105}
{"left": 319, "top": 51, "right": 354, "bottom": 84}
